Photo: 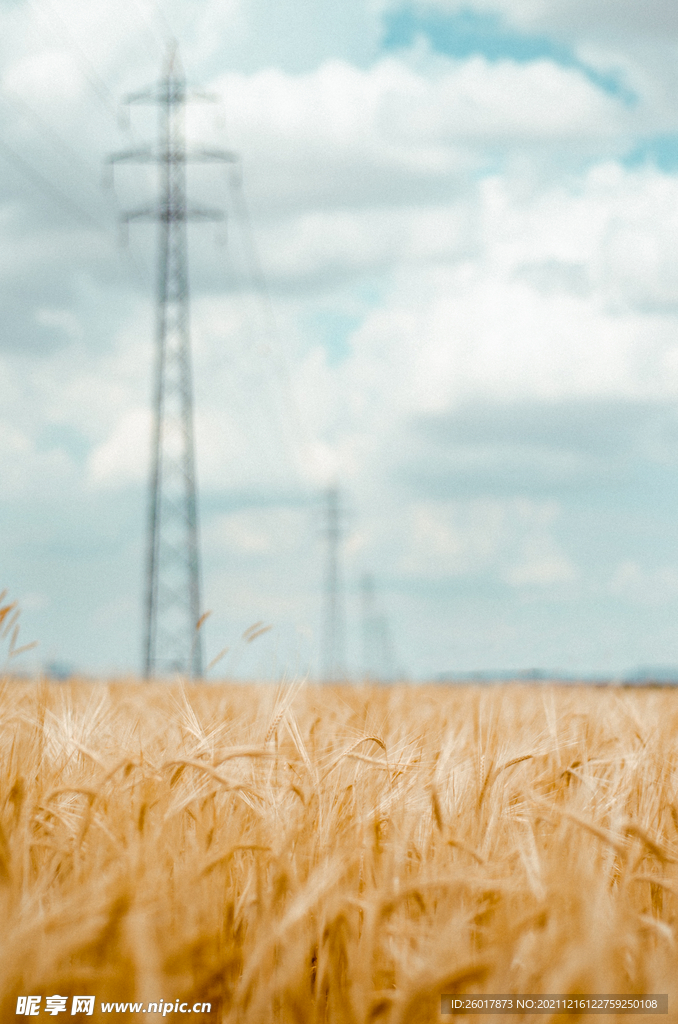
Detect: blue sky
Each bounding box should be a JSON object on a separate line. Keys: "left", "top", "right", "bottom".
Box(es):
{"left": 384, "top": 8, "right": 597, "bottom": 78}
{"left": 4, "top": 0, "right": 678, "bottom": 679}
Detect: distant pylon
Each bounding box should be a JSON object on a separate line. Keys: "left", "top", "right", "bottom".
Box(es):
{"left": 361, "top": 572, "right": 376, "bottom": 681}
{"left": 108, "top": 47, "right": 236, "bottom": 678}
{"left": 322, "top": 485, "right": 346, "bottom": 681}
{"left": 361, "top": 572, "right": 396, "bottom": 682}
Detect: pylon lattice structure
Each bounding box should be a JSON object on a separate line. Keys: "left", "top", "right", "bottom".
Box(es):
{"left": 322, "top": 485, "right": 346, "bottom": 681}
{"left": 109, "top": 48, "right": 236, "bottom": 678}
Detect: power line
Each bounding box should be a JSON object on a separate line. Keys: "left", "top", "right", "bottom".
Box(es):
{"left": 124, "top": 0, "right": 171, "bottom": 57}
{"left": 0, "top": 90, "right": 105, "bottom": 202}
{"left": 25, "top": 0, "right": 120, "bottom": 121}
{"left": 0, "top": 85, "right": 153, "bottom": 286}
{"left": 0, "top": 133, "right": 103, "bottom": 230}
{"left": 22, "top": 0, "right": 161, "bottom": 206}
{"left": 228, "top": 170, "right": 354, "bottom": 683}
{"left": 227, "top": 168, "right": 323, "bottom": 488}
{"left": 136, "top": 0, "right": 177, "bottom": 50}
{"left": 207, "top": 243, "right": 306, "bottom": 492}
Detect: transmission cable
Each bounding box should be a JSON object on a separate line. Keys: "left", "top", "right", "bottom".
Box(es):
{"left": 211, "top": 238, "right": 307, "bottom": 495}
{"left": 227, "top": 167, "right": 323, "bottom": 488}
{"left": 25, "top": 0, "right": 120, "bottom": 121}
{"left": 0, "top": 133, "right": 103, "bottom": 230}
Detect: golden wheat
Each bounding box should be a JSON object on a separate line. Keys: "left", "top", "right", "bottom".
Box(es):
{"left": 0, "top": 678, "right": 677, "bottom": 1021}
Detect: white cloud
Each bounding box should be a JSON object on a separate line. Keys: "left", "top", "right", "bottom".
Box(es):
{"left": 5, "top": 49, "right": 84, "bottom": 106}
{"left": 0, "top": 417, "right": 77, "bottom": 498}
{"left": 35, "top": 307, "right": 83, "bottom": 342}
{"left": 609, "top": 560, "right": 678, "bottom": 605}
{"left": 396, "top": 499, "right": 506, "bottom": 577}
{"left": 207, "top": 511, "right": 275, "bottom": 556}
{"left": 505, "top": 543, "right": 576, "bottom": 587}
{"left": 213, "top": 55, "right": 632, "bottom": 222}
{"left": 314, "top": 163, "right": 678, "bottom": 439}
{"left": 87, "top": 408, "right": 149, "bottom": 487}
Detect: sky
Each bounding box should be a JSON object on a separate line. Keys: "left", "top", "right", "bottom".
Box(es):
{"left": 4, "top": 0, "right": 678, "bottom": 680}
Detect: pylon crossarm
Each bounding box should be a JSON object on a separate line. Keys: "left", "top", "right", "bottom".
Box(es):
{"left": 108, "top": 146, "right": 154, "bottom": 165}
{"left": 124, "top": 87, "right": 218, "bottom": 107}
{"left": 185, "top": 205, "right": 225, "bottom": 222}
{"left": 124, "top": 87, "right": 160, "bottom": 105}
{"left": 122, "top": 205, "right": 159, "bottom": 223}
{"left": 119, "top": 206, "right": 223, "bottom": 224}
{"left": 186, "top": 89, "right": 219, "bottom": 103}
{"left": 187, "top": 147, "right": 239, "bottom": 163}
{"left": 124, "top": 84, "right": 187, "bottom": 107}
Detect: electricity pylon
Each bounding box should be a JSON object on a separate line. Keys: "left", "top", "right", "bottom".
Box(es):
{"left": 108, "top": 47, "right": 236, "bottom": 677}
{"left": 361, "top": 572, "right": 376, "bottom": 681}
{"left": 322, "top": 485, "right": 346, "bottom": 681}
{"left": 361, "top": 572, "right": 396, "bottom": 683}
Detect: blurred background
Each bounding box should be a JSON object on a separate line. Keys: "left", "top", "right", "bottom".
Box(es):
{"left": 4, "top": 0, "right": 678, "bottom": 682}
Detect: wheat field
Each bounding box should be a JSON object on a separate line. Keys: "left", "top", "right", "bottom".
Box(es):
{"left": 1, "top": 678, "right": 677, "bottom": 1021}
